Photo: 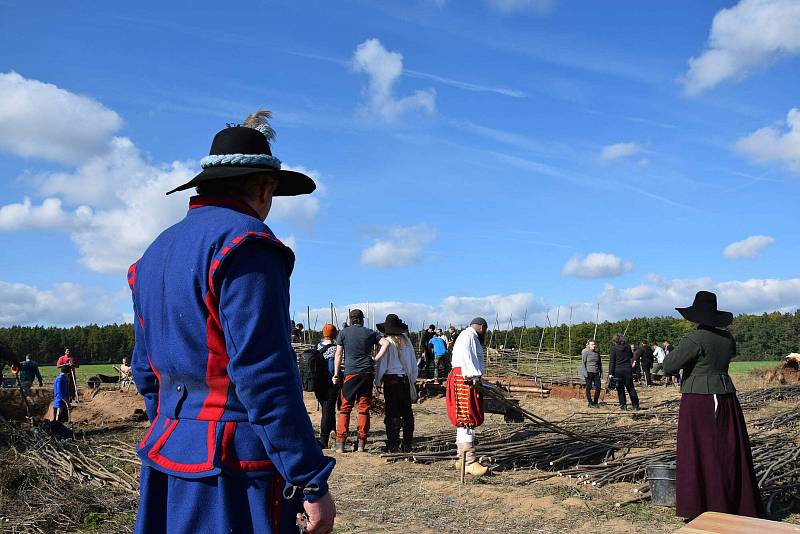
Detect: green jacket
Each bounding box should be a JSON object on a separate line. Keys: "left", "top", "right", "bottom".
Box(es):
{"left": 19, "top": 360, "right": 43, "bottom": 385}
{"left": 663, "top": 326, "right": 736, "bottom": 394}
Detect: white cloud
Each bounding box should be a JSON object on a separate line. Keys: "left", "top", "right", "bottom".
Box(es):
{"left": 352, "top": 38, "right": 436, "bottom": 122}
{"left": 313, "top": 292, "right": 545, "bottom": 330}
{"left": 594, "top": 274, "right": 800, "bottom": 321}
{"left": 562, "top": 253, "right": 633, "bottom": 279}
{"left": 0, "top": 71, "right": 122, "bottom": 165}
{"left": 598, "top": 142, "right": 641, "bottom": 162}
{"left": 360, "top": 224, "right": 436, "bottom": 268}
{"left": 487, "top": 0, "right": 554, "bottom": 12}
{"left": 735, "top": 107, "right": 800, "bottom": 172}
{"left": 0, "top": 280, "right": 127, "bottom": 327}
{"left": 0, "top": 74, "right": 326, "bottom": 275}
{"left": 0, "top": 197, "right": 92, "bottom": 231}
{"left": 723, "top": 235, "right": 775, "bottom": 259}
{"left": 681, "top": 0, "right": 800, "bottom": 95}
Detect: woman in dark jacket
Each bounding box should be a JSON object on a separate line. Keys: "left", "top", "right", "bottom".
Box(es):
{"left": 608, "top": 334, "right": 639, "bottom": 411}
{"left": 664, "top": 291, "right": 762, "bottom": 520}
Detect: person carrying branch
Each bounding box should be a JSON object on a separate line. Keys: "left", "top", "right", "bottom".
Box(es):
{"left": 446, "top": 317, "right": 489, "bottom": 476}
{"left": 129, "top": 110, "right": 336, "bottom": 534}
{"left": 664, "top": 291, "right": 762, "bottom": 521}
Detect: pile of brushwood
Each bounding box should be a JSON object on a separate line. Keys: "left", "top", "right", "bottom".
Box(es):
{"left": 0, "top": 420, "right": 141, "bottom": 533}
{"left": 380, "top": 383, "right": 800, "bottom": 516}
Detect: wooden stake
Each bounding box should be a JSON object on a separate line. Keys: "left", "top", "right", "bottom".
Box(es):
{"left": 568, "top": 306, "right": 573, "bottom": 356}
{"left": 593, "top": 303, "right": 600, "bottom": 341}
{"left": 553, "top": 307, "right": 560, "bottom": 354}
{"left": 460, "top": 450, "right": 467, "bottom": 484}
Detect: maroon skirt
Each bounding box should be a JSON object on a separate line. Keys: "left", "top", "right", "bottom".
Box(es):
{"left": 675, "top": 393, "right": 763, "bottom": 519}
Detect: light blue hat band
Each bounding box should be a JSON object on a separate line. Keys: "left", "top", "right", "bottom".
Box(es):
{"left": 200, "top": 153, "right": 282, "bottom": 170}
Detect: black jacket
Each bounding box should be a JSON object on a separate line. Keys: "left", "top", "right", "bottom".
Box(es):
{"left": 664, "top": 326, "right": 736, "bottom": 394}
{"left": 608, "top": 344, "right": 634, "bottom": 376}
{"left": 639, "top": 346, "right": 654, "bottom": 368}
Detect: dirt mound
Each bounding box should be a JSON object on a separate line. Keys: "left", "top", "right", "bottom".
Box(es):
{"left": 0, "top": 388, "right": 53, "bottom": 420}
{"left": 761, "top": 362, "right": 800, "bottom": 385}
{"left": 66, "top": 390, "right": 147, "bottom": 425}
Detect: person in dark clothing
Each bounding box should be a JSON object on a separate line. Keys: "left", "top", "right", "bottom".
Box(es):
{"left": 639, "top": 342, "right": 654, "bottom": 386}
{"left": 316, "top": 324, "right": 340, "bottom": 449}
{"left": 630, "top": 344, "right": 643, "bottom": 383}
{"left": 581, "top": 340, "right": 602, "bottom": 408}
{"left": 333, "top": 309, "right": 389, "bottom": 452}
{"left": 664, "top": 291, "right": 762, "bottom": 520}
{"left": 608, "top": 334, "right": 639, "bottom": 411}
{"left": 19, "top": 354, "right": 43, "bottom": 395}
{"left": 420, "top": 325, "right": 436, "bottom": 379}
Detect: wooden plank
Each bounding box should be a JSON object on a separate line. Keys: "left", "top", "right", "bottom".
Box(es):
{"left": 676, "top": 512, "right": 800, "bottom": 533}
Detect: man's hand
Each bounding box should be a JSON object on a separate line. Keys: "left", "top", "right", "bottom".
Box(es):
{"left": 331, "top": 375, "right": 339, "bottom": 385}
{"left": 301, "top": 492, "right": 336, "bottom": 534}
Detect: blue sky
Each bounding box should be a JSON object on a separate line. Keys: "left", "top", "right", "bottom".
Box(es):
{"left": 1, "top": 0, "right": 799, "bottom": 329}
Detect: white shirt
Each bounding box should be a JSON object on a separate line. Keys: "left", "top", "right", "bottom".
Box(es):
{"left": 654, "top": 346, "right": 667, "bottom": 364}
{"left": 451, "top": 326, "right": 485, "bottom": 378}
{"left": 375, "top": 335, "right": 418, "bottom": 386}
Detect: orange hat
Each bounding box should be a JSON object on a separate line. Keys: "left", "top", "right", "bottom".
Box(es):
{"left": 322, "top": 323, "right": 338, "bottom": 340}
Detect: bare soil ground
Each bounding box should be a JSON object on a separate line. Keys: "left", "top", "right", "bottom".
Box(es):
{"left": 1, "top": 373, "right": 797, "bottom": 533}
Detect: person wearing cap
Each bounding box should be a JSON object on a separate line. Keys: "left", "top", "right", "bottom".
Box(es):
{"left": 129, "top": 110, "right": 336, "bottom": 534}
{"left": 446, "top": 317, "right": 489, "bottom": 476}
{"left": 664, "top": 291, "right": 762, "bottom": 520}
{"left": 315, "top": 324, "right": 339, "bottom": 448}
{"left": 374, "top": 314, "right": 418, "bottom": 453}
{"left": 332, "top": 309, "right": 389, "bottom": 453}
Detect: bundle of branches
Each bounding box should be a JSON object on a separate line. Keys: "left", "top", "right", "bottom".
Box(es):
{"left": 0, "top": 420, "right": 140, "bottom": 533}
{"left": 751, "top": 407, "right": 800, "bottom": 430}
{"left": 380, "top": 385, "right": 676, "bottom": 472}
{"left": 738, "top": 383, "right": 800, "bottom": 409}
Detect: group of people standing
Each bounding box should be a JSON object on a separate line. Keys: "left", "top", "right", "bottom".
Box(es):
{"left": 307, "top": 310, "right": 490, "bottom": 477}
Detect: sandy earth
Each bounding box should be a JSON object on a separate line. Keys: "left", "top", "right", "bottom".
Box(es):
{"left": 2, "top": 375, "right": 797, "bottom": 533}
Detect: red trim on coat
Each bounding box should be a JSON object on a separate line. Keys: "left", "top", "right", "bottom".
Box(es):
{"left": 198, "top": 288, "right": 231, "bottom": 421}
{"left": 147, "top": 354, "right": 162, "bottom": 416}
{"left": 127, "top": 262, "right": 138, "bottom": 292}
{"left": 146, "top": 420, "right": 217, "bottom": 473}
{"left": 139, "top": 415, "right": 158, "bottom": 449}
{"left": 220, "top": 422, "right": 275, "bottom": 472}
{"left": 189, "top": 195, "right": 260, "bottom": 219}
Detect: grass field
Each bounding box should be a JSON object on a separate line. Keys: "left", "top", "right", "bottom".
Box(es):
{"left": 728, "top": 360, "right": 781, "bottom": 374}
{"left": 38, "top": 363, "right": 119, "bottom": 382}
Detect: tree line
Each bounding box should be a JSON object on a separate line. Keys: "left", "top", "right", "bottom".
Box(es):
{"left": 1, "top": 310, "right": 798, "bottom": 364}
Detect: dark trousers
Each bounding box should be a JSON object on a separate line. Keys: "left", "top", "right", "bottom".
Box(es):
{"left": 615, "top": 371, "right": 639, "bottom": 408}
{"left": 315, "top": 385, "right": 339, "bottom": 448}
{"left": 420, "top": 349, "right": 434, "bottom": 379}
{"left": 382, "top": 375, "right": 414, "bottom": 451}
{"left": 643, "top": 365, "right": 653, "bottom": 385}
{"left": 52, "top": 405, "right": 69, "bottom": 422}
{"left": 585, "top": 372, "right": 601, "bottom": 405}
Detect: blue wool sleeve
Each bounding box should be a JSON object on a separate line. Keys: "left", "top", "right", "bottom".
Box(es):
{"left": 218, "top": 241, "right": 335, "bottom": 501}
{"left": 131, "top": 297, "right": 159, "bottom": 422}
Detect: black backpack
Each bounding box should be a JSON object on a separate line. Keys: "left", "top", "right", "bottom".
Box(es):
{"left": 299, "top": 345, "right": 331, "bottom": 393}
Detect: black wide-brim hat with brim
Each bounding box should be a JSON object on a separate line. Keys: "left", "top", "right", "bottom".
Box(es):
{"left": 377, "top": 314, "right": 409, "bottom": 335}
{"left": 166, "top": 126, "right": 315, "bottom": 196}
{"left": 676, "top": 290, "right": 733, "bottom": 327}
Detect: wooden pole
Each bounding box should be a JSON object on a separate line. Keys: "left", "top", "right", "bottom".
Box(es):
{"left": 517, "top": 309, "right": 527, "bottom": 372}
{"left": 502, "top": 314, "right": 513, "bottom": 349}
{"left": 330, "top": 303, "right": 334, "bottom": 325}
{"left": 553, "top": 307, "right": 560, "bottom": 354}
{"left": 593, "top": 303, "right": 600, "bottom": 341}
{"left": 536, "top": 312, "right": 548, "bottom": 358}
{"left": 568, "top": 306, "right": 573, "bottom": 356}
{"left": 306, "top": 306, "right": 311, "bottom": 344}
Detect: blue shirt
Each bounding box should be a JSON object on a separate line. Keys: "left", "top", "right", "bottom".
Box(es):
{"left": 53, "top": 374, "right": 68, "bottom": 408}
{"left": 428, "top": 336, "right": 448, "bottom": 357}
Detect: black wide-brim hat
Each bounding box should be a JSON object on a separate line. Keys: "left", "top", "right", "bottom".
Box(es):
{"left": 377, "top": 314, "right": 408, "bottom": 335}
{"left": 166, "top": 126, "right": 315, "bottom": 196}
{"left": 676, "top": 291, "right": 733, "bottom": 327}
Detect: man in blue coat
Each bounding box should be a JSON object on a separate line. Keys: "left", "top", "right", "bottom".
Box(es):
{"left": 129, "top": 110, "right": 336, "bottom": 534}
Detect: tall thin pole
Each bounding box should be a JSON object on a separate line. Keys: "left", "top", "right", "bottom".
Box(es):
{"left": 502, "top": 314, "right": 513, "bottom": 349}
{"left": 553, "top": 307, "right": 560, "bottom": 354}
{"left": 568, "top": 306, "right": 573, "bottom": 356}
{"left": 487, "top": 313, "right": 500, "bottom": 350}
{"left": 330, "top": 303, "right": 334, "bottom": 325}
{"left": 593, "top": 303, "right": 600, "bottom": 341}
{"left": 536, "top": 312, "right": 548, "bottom": 358}
{"left": 517, "top": 309, "right": 527, "bottom": 371}
{"left": 306, "top": 306, "right": 311, "bottom": 344}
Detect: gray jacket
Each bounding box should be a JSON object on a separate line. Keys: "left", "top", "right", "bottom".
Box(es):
{"left": 581, "top": 348, "right": 602, "bottom": 375}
